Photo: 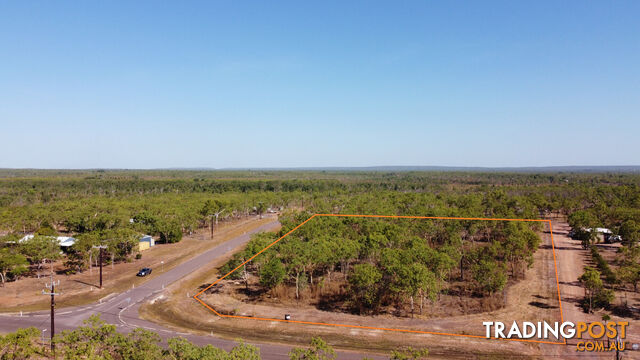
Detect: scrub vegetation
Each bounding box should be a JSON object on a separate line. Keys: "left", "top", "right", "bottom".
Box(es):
{"left": 1, "top": 315, "right": 428, "bottom": 360}
{"left": 1, "top": 169, "right": 639, "bottom": 315}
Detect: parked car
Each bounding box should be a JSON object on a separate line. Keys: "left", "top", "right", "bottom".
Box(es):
{"left": 605, "top": 234, "right": 622, "bottom": 244}
{"left": 137, "top": 267, "right": 152, "bottom": 276}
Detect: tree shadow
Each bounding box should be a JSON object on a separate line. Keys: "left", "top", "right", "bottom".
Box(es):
{"left": 611, "top": 304, "right": 640, "bottom": 320}
{"left": 72, "top": 279, "right": 99, "bottom": 288}
{"left": 559, "top": 280, "right": 582, "bottom": 287}
{"left": 199, "top": 283, "right": 212, "bottom": 290}
{"left": 560, "top": 295, "right": 583, "bottom": 305}
{"left": 528, "top": 301, "right": 558, "bottom": 309}
{"left": 594, "top": 244, "right": 620, "bottom": 251}
{"left": 316, "top": 295, "right": 343, "bottom": 312}
{"left": 544, "top": 230, "right": 570, "bottom": 236}
{"left": 240, "top": 286, "right": 267, "bottom": 300}
{"left": 540, "top": 244, "right": 582, "bottom": 251}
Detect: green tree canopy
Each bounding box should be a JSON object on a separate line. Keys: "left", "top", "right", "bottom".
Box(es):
{"left": 259, "top": 257, "right": 286, "bottom": 289}
{"left": 289, "top": 337, "right": 336, "bottom": 360}
{"left": 348, "top": 263, "right": 383, "bottom": 312}
{"left": 0, "top": 248, "right": 28, "bottom": 285}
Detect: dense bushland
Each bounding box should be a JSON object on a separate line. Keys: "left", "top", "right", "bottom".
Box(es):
{"left": 221, "top": 201, "right": 541, "bottom": 316}
{"left": 1, "top": 170, "right": 639, "bottom": 298}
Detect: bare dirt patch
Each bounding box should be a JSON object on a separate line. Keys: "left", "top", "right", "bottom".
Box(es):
{"left": 206, "top": 272, "right": 506, "bottom": 319}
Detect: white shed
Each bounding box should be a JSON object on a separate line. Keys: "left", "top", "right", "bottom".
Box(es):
{"left": 18, "top": 234, "right": 76, "bottom": 247}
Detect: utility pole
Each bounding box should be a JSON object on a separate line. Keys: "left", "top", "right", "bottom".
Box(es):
{"left": 92, "top": 245, "right": 107, "bottom": 288}
{"left": 214, "top": 208, "right": 224, "bottom": 226}
{"left": 210, "top": 209, "right": 225, "bottom": 239}
{"left": 42, "top": 275, "right": 60, "bottom": 354}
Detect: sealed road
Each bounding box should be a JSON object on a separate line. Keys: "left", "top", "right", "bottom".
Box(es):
{"left": 0, "top": 218, "right": 382, "bottom": 359}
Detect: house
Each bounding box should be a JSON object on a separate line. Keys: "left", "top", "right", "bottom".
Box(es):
{"left": 583, "top": 228, "right": 618, "bottom": 243}
{"left": 138, "top": 235, "right": 155, "bottom": 251}
{"left": 56, "top": 236, "right": 77, "bottom": 248}
{"left": 18, "top": 234, "right": 77, "bottom": 248}
{"left": 593, "top": 228, "right": 612, "bottom": 235}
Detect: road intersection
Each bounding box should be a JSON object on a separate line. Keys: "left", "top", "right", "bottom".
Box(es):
{"left": 0, "top": 219, "right": 382, "bottom": 359}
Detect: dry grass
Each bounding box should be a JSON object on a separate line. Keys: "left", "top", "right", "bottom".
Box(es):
{"left": 139, "top": 229, "right": 560, "bottom": 358}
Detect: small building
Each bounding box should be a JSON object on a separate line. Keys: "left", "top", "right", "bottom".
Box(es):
{"left": 18, "top": 234, "right": 76, "bottom": 248}
{"left": 583, "top": 228, "right": 615, "bottom": 243}
{"left": 138, "top": 235, "right": 155, "bottom": 251}
{"left": 57, "top": 236, "right": 77, "bottom": 248}
{"left": 594, "top": 228, "right": 612, "bottom": 235}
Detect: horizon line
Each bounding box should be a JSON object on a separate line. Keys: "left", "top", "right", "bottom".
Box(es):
{"left": 1, "top": 165, "right": 640, "bottom": 173}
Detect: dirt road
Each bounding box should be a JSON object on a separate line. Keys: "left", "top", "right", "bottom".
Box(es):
{"left": 551, "top": 221, "right": 589, "bottom": 335}
{"left": 546, "top": 220, "right": 639, "bottom": 359}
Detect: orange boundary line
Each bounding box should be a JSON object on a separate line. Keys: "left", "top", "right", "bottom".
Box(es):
{"left": 194, "top": 214, "right": 566, "bottom": 345}
{"left": 548, "top": 221, "right": 568, "bottom": 345}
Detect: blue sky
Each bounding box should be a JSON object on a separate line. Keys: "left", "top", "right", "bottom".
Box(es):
{"left": 1, "top": 1, "right": 638, "bottom": 168}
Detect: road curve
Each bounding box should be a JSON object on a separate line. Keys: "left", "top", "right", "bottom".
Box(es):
{"left": 0, "top": 218, "right": 382, "bottom": 360}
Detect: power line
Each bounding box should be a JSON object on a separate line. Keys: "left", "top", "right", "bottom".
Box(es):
{"left": 92, "top": 245, "right": 108, "bottom": 289}
{"left": 42, "top": 274, "right": 60, "bottom": 356}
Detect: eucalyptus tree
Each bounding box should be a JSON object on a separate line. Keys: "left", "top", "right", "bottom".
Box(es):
{"left": 472, "top": 259, "right": 507, "bottom": 295}
{"left": 0, "top": 247, "right": 28, "bottom": 285}
{"left": 20, "top": 235, "right": 62, "bottom": 277}
{"left": 348, "top": 263, "right": 383, "bottom": 313}
{"left": 619, "top": 220, "right": 639, "bottom": 248}
{"left": 579, "top": 266, "right": 603, "bottom": 313}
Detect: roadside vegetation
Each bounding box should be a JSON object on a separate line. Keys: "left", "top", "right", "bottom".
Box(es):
{"left": 0, "top": 315, "right": 428, "bottom": 360}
